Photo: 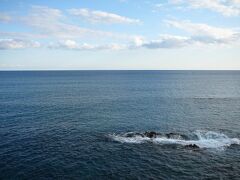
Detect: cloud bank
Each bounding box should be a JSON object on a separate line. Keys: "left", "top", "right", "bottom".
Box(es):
{"left": 170, "top": 0, "right": 240, "bottom": 16}
{"left": 0, "top": 39, "right": 40, "bottom": 50}
{"left": 49, "top": 40, "right": 125, "bottom": 51}
{"left": 68, "top": 8, "right": 141, "bottom": 24}
{"left": 0, "top": 5, "right": 239, "bottom": 50}
{"left": 21, "top": 6, "right": 118, "bottom": 39}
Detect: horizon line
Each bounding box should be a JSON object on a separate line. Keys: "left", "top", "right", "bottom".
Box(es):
{"left": 0, "top": 69, "right": 240, "bottom": 71}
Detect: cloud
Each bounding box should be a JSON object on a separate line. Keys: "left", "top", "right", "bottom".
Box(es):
{"left": 131, "top": 36, "right": 145, "bottom": 47}
{"left": 139, "top": 20, "right": 240, "bottom": 49}
{"left": 0, "top": 39, "right": 40, "bottom": 50}
{"left": 38, "top": 19, "right": 240, "bottom": 51}
{"left": 48, "top": 40, "right": 125, "bottom": 50}
{"left": 0, "top": 5, "right": 239, "bottom": 51}
{"left": 0, "top": 6, "right": 141, "bottom": 51}
{"left": 231, "top": 0, "right": 240, "bottom": 5}
{"left": 169, "top": 0, "right": 240, "bottom": 16}
{"left": 151, "top": 3, "right": 166, "bottom": 13}
{"left": 164, "top": 19, "right": 240, "bottom": 46}
{"left": 48, "top": 35, "right": 191, "bottom": 51}
{"left": 165, "top": 19, "right": 236, "bottom": 39}
{"left": 0, "top": 31, "right": 48, "bottom": 39}
{"left": 68, "top": 8, "right": 141, "bottom": 24}
{"left": 0, "top": 13, "right": 11, "bottom": 22}
{"left": 20, "top": 6, "right": 117, "bottom": 39}
{"left": 142, "top": 35, "right": 191, "bottom": 49}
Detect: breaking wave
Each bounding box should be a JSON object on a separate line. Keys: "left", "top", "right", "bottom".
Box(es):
{"left": 109, "top": 130, "right": 240, "bottom": 150}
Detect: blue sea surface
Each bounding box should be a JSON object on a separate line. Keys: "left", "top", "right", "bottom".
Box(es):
{"left": 0, "top": 71, "right": 240, "bottom": 179}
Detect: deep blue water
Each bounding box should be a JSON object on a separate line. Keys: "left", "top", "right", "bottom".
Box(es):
{"left": 0, "top": 70, "right": 240, "bottom": 179}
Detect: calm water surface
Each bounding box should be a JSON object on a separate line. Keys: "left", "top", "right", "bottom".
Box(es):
{"left": 0, "top": 71, "right": 240, "bottom": 179}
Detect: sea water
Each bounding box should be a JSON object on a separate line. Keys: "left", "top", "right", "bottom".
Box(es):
{"left": 0, "top": 71, "right": 240, "bottom": 179}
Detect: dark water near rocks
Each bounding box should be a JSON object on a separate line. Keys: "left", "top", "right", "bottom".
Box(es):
{"left": 0, "top": 70, "right": 240, "bottom": 179}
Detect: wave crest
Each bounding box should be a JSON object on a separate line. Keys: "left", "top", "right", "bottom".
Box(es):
{"left": 109, "top": 130, "right": 240, "bottom": 150}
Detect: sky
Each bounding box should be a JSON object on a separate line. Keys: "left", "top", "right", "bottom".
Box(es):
{"left": 0, "top": 0, "right": 240, "bottom": 70}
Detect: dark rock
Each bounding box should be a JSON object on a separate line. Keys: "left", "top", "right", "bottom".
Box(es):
{"left": 144, "top": 131, "right": 157, "bottom": 138}
{"left": 185, "top": 144, "right": 200, "bottom": 149}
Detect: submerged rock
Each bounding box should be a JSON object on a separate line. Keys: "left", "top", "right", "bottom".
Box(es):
{"left": 144, "top": 131, "right": 158, "bottom": 138}
{"left": 185, "top": 144, "right": 200, "bottom": 149}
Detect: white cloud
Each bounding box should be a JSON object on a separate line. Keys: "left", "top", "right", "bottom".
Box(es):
{"left": 142, "top": 35, "right": 191, "bottom": 49}
{"left": 48, "top": 35, "right": 191, "bottom": 51}
{"left": 68, "top": 8, "right": 141, "bottom": 24}
{"left": 131, "top": 36, "right": 145, "bottom": 47}
{"left": 155, "top": 3, "right": 164, "bottom": 8}
{"left": 0, "top": 6, "right": 141, "bottom": 51}
{"left": 49, "top": 39, "right": 125, "bottom": 51}
{"left": 165, "top": 20, "right": 236, "bottom": 39}
{"left": 139, "top": 20, "right": 240, "bottom": 49}
{"left": 20, "top": 6, "right": 117, "bottom": 39}
{"left": 0, "top": 39, "right": 40, "bottom": 50}
{"left": 231, "top": 0, "right": 240, "bottom": 5}
{"left": 165, "top": 19, "right": 240, "bottom": 46}
{"left": 42, "top": 19, "right": 240, "bottom": 51}
{"left": 151, "top": 3, "right": 167, "bottom": 13}
{"left": 1, "top": 5, "right": 239, "bottom": 51}
{"left": 169, "top": 0, "right": 240, "bottom": 16}
{"left": 0, "top": 13, "right": 11, "bottom": 22}
{"left": 0, "top": 31, "right": 48, "bottom": 39}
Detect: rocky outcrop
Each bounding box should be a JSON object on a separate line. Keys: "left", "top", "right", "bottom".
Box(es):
{"left": 185, "top": 144, "right": 200, "bottom": 149}
{"left": 144, "top": 131, "right": 158, "bottom": 138}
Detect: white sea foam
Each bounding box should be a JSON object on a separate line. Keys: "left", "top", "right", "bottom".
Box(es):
{"left": 109, "top": 130, "right": 240, "bottom": 150}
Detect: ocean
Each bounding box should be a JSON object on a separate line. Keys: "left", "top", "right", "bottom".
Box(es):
{"left": 0, "top": 70, "right": 240, "bottom": 179}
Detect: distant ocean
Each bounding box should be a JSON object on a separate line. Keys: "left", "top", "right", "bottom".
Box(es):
{"left": 0, "top": 70, "right": 240, "bottom": 179}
